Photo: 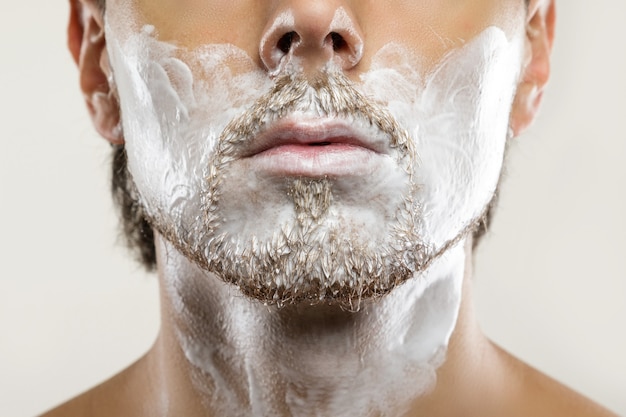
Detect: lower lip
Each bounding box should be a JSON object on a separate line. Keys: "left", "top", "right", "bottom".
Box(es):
{"left": 248, "top": 144, "right": 381, "bottom": 177}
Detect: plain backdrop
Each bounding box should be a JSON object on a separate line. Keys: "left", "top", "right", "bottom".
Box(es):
{"left": 1, "top": 2, "right": 624, "bottom": 416}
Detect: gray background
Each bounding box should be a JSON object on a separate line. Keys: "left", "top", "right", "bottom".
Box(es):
{"left": 1, "top": 1, "right": 624, "bottom": 415}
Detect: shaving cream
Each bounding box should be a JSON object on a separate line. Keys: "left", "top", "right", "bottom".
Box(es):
{"left": 107, "top": 7, "right": 523, "bottom": 302}
{"left": 105, "top": 4, "right": 524, "bottom": 414}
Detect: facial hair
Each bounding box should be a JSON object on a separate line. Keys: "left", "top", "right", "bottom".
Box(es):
{"left": 108, "top": 20, "right": 522, "bottom": 309}
{"left": 143, "top": 70, "right": 468, "bottom": 309}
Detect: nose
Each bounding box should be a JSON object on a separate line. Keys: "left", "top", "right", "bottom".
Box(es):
{"left": 260, "top": 3, "right": 364, "bottom": 76}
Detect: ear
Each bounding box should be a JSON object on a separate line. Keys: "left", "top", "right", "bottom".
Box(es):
{"left": 68, "top": 0, "right": 123, "bottom": 144}
{"left": 509, "top": 0, "right": 556, "bottom": 136}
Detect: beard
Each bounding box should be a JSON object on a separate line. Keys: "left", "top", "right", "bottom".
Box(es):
{"left": 138, "top": 69, "right": 474, "bottom": 309}
{"left": 110, "top": 24, "right": 522, "bottom": 309}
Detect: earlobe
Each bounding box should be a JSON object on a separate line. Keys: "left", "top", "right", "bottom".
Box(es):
{"left": 509, "top": 0, "right": 556, "bottom": 137}
{"left": 68, "top": 0, "right": 123, "bottom": 144}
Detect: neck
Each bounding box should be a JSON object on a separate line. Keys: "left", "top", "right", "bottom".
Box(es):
{"left": 152, "top": 235, "right": 482, "bottom": 417}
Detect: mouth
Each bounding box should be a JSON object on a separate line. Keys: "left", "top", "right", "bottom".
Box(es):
{"left": 242, "top": 116, "right": 391, "bottom": 177}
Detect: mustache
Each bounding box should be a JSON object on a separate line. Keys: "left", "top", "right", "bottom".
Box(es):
{"left": 216, "top": 70, "right": 414, "bottom": 161}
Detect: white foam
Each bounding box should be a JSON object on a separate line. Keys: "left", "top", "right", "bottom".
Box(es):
{"left": 105, "top": 6, "right": 524, "bottom": 414}
{"left": 161, "top": 236, "right": 465, "bottom": 417}
{"left": 361, "top": 27, "right": 524, "bottom": 247}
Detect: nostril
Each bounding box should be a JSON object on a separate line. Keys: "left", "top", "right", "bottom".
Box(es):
{"left": 329, "top": 32, "right": 347, "bottom": 52}
{"left": 261, "top": 13, "right": 363, "bottom": 74}
{"left": 277, "top": 31, "right": 298, "bottom": 54}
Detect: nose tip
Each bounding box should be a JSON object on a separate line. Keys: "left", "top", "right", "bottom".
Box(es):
{"left": 260, "top": 7, "right": 364, "bottom": 76}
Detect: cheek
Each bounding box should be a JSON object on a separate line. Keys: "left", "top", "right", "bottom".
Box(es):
{"left": 362, "top": 27, "right": 524, "bottom": 247}
{"left": 418, "top": 29, "right": 523, "bottom": 246}
{"left": 108, "top": 23, "right": 272, "bottom": 221}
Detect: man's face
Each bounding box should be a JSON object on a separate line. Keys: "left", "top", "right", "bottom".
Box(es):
{"left": 105, "top": 0, "right": 527, "bottom": 306}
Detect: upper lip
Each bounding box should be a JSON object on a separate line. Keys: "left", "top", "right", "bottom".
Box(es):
{"left": 241, "top": 116, "right": 389, "bottom": 158}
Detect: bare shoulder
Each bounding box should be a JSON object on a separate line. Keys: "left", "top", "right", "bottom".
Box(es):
{"left": 524, "top": 370, "right": 619, "bottom": 417}
{"left": 38, "top": 357, "right": 149, "bottom": 417}
{"left": 39, "top": 390, "right": 96, "bottom": 417}
{"left": 496, "top": 346, "right": 620, "bottom": 417}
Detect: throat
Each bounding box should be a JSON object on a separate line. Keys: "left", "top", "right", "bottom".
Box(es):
{"left": 158, "top": 237, "right": 466, "bottom": 417}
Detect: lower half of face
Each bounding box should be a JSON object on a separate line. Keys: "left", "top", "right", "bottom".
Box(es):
{"left": 107, "top": 3, "right": 524, "bottom": 307}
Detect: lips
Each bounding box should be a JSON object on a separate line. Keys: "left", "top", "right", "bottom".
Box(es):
{"left": 241, "top": 116, "right": 391, "bottom": 177}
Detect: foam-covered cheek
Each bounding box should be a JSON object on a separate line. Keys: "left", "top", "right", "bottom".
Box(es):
{"left": 362, "top": 28, "right": 524, "bottom": 247}
{"left": 107, "top": 14, "right": 522, "bottom": 251}
{"left": 106, "top": 22, "right": 273, "bottom": 225}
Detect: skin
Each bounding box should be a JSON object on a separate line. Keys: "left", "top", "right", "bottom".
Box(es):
{"left": 42, "top": 0, "right": 619, "bottom": 416}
